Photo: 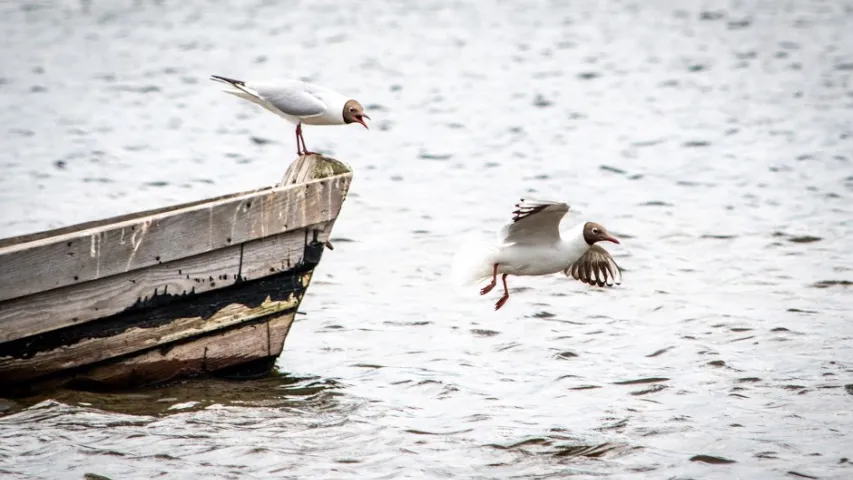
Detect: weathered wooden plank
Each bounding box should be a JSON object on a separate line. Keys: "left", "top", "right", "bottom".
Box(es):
{"left": 0, "top": 186, "right": 274, "bottom": 249}
{"left": 0, "top": 268, "right": 315, "bottom": 383}
{"left": 202, "top": 313, "right": 293, "bottom": 372}
{"left": 0, "top": 173, "right": 350, "bottom": 302}
{"left": 0, "top": 223, "right": 333, "bottom": 343}
{"left": 281, "top": 154, "right": 353, "bottom": 186}
{"left": 73, "top": 313, "right": 295, "bottom": 388}
{"left": 269, "top": 307, "right": 296, "bottom": 355}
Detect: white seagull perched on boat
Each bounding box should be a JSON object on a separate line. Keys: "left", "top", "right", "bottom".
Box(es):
{"left": 210, "top": 75, "right": 370, "bottom": 156}
{"left": 451, "top": 199, "right": 623, "bottom": 310}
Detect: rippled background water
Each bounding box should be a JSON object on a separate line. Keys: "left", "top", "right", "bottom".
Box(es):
{"left": 2, "top": 0, "right": 853, "bottom": 478}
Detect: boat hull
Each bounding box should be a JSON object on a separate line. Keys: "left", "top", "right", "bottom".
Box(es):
{"left": 0, "top": 154, "right": 352, "bottom": 396}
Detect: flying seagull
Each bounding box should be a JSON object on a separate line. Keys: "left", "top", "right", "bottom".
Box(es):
{"left": 451, "top": 199, "right": 623, "bottom": 310}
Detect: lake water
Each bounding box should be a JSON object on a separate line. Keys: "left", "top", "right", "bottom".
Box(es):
{"left": 1, "top": 0, "right": 853, "bottom": 478}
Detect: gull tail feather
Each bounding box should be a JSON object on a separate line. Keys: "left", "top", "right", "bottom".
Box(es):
{"left": 210, "top": 74, "right": 265, "bottom": 103}
{"left": 210, "top": 74, "right": 294, "bottom": 121}
{"left": 210, "top": 74, "right": 244, "bottom": 86}
{"left": 449, "top": 233, "right": 500, "bottom": 292}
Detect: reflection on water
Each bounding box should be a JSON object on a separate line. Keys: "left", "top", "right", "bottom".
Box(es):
{"left": 2, "top": 0, "right": 853, "bottom": 478}
{"left": 12, "top": 374, "right": 344, "bottom": 417}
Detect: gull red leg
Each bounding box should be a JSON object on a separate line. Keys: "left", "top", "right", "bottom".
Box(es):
{"left": 480, "top": 264, "right": 498, "bottom": 295}
{"left": 294, "top": 124, "right": 304, "bottom": 156}
{"left": 296, "top": 123, "right": 317, "bottom": 156}
{"left": 494, "top": 274, "right": 510, "bottom": 310}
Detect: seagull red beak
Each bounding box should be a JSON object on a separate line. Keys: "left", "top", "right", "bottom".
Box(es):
{"left": 355, "top": 114, "right": 370, "bottom": 129}
{"left": 606, "top": 235, "right": 620, "bottom": 244}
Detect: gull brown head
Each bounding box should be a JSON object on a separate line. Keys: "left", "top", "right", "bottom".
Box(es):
{"left": 583, "top": 222, "right": 620, "bottom": 245}
{"left": 342, "top": 99, "right": 370, "bottom": 129}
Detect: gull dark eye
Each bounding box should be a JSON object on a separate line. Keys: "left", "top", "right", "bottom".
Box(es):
{"left": 349, "top": 107, "right": 356, "bottom": 112}
{"left": 592, "top": 228, "right": 600, "bottom": 234}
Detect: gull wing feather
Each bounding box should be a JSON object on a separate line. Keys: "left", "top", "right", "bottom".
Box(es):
{"left": 252, "top": 82, "right": 327, "bottom": 117}
{"left": 211, "top": 75, "right": 326, "bottom": 118}
{"left": 497, "top": 199, "right": 570, "bottom": 245}
{"left": 564, "top": 245, "right": 623, "bottom": 287}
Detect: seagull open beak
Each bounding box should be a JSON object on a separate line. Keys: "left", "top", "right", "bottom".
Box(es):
{"left": 355, "top": 114, "right": 370, "bottom": 129}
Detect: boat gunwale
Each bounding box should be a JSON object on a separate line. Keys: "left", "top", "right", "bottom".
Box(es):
{"left": 0, "top": 171, "right": 351, "bottom": 252}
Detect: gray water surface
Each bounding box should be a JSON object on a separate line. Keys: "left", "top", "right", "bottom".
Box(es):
{"left": 2, "top": 0, "right": 853, "bottom": 478}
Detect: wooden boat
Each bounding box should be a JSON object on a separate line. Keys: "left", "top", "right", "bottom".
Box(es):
{"left": 0, "top": 154, "right": 352, "bottom": 396}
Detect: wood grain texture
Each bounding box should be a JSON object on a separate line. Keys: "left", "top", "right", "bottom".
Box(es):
{"left": 0, "top": 271, "right": 312, "bottom": 383}
{"left": 0, "top": 224, "right": 332, "bottom": 343}
{"left": 0, "top": 173, "right": 350, "bottom": 302}
{"left": 0, "top": 186, "right": 274, "bottom": 249}
{"left": 73, "top": 313, "right": 295, "bottom": 388}
{"left": 268, "top": 307, "right": 296, "bottom": 356}
{"left": 282, "top": 153, "right": 353, "bottom": 185}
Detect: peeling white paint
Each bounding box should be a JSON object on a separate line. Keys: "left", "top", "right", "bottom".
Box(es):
{"left": 260, "top": 198, "right": 267, "bottom": 238}
{"left": 208, "top": 207, "right": 214, "bottom": 248}
{"left": 96, "top": 232, "right": 102, "bottom": 277}
{"left": 125, "top": 221, "right": 150, "bottom": 271}
{"left": 230, "top": 203, "right": 240, "bottom": 244}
